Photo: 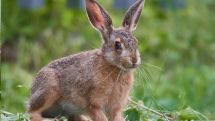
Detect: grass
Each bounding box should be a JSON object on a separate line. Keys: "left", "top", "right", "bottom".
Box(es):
{"left": 0, "top": 101, "right": 208, "bottom": 121}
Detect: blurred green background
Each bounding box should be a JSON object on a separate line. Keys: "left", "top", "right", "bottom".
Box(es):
{"left": 1, "top": 0, "right": 215, "bottom": 120}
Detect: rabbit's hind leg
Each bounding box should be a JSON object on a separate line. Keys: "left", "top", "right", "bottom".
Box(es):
{"left": 27, "top": 68, "right": 61, "bottom": 121}
{"left": 27, "top": 87, "right": 60, "bottom": 121}
{"left": 27, "top": 88, "right": 60, "bottom": 121}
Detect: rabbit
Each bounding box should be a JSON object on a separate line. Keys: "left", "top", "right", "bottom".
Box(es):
{"left": 27, "top": 0, "right": 145, "bottom": 121}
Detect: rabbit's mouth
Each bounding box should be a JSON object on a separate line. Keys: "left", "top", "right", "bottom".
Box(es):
{"left": 125, "top": 64, "right": 139, "bottom": 69}
{"left": 118, "top": 57, "right": 141, "bottom": 70}
{"left": 119, "top": 62, "right": 140, "bottom": 71}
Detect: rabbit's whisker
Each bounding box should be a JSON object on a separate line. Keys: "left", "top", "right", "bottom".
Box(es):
{"left": 136, "top": 67, "right": 146, "bottom": 86}
{"left": 116, "top": 70, "right": 122, "bottom": 82}
{"left": 92, "top": 65, "right": 109, "bottom": 77}
{"left": 100, "top": 68, "right": 117, "bottom": 82}
{"left": 139, "top": 67, "right": 151, "bottom": 82}
{"left": 138, "top": 67, "right": 149, "bottom": 82}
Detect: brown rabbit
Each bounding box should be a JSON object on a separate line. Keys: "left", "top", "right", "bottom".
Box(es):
{"left": 27, "top": 0, "right": 145, "bottom": 120}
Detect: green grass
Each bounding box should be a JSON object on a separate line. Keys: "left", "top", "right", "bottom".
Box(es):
{"left": 0, "top": 102, "right": 209, "bottom": 121}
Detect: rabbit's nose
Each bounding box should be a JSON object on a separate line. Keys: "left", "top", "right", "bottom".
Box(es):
{"left": 131, "top": 57, "right": 138, "bottom": 68}
{"left": 132, "top": 63, "right": 138, "bottom": 68}
{"left": 131, "top": 57, "right": 137, "bottom": 64}
{"left": 131, "top": 56, "right": 141, "bottom": 68}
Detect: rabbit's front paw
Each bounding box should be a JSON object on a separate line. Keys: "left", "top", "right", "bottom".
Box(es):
{"left": 112, "top": 114, "right": 125, "bottom": 121}
{"left": 68, "top": 115, "right": 89, "bottom": 121}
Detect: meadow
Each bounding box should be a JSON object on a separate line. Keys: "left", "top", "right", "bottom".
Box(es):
{"left": 1, "top": 0, "right": 215, "bottom": 120}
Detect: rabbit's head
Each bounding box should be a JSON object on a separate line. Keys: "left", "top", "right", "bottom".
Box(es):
{"left": 86, "top": 0, "right": 145, "bottom": 70}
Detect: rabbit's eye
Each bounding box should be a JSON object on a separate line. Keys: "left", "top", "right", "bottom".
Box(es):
{"left": 115, "top": 41, "right": 122, "bottom": 50}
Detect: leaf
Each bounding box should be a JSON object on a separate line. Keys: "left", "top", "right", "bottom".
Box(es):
{"left": 0, "top": 111, "right": 29, "bottom": 121}
{"left": 125, "top": 108, "right": 141, "bottom": 121}
{"left": 177, "top": 107, "right": 208, "bottom": 120}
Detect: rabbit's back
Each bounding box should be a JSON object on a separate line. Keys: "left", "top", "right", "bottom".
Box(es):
{"left": 47, "top": 49, "right": 102, "bottom": 95}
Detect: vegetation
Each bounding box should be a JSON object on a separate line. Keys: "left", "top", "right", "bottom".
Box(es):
{"left": 1, "top": 0, "right": 215, "bottom": 120}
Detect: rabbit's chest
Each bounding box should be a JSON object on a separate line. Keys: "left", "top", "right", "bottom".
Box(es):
{"left": 108, "top": 76, "right": 133, "bottom": 104}
{"left": 90, "top": 72, "right": 134, "bottom": 108}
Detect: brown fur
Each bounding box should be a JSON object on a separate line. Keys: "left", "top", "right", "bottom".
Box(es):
{"left": 27, "top": 0, "right": 145, "bottom": 121}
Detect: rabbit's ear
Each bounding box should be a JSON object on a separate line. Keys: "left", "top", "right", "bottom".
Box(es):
{"left": 86, "top": 0, "right": 113, "bottom": 35}
{"left": 122, "top": 0, "right": 145, "bottom": 31}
